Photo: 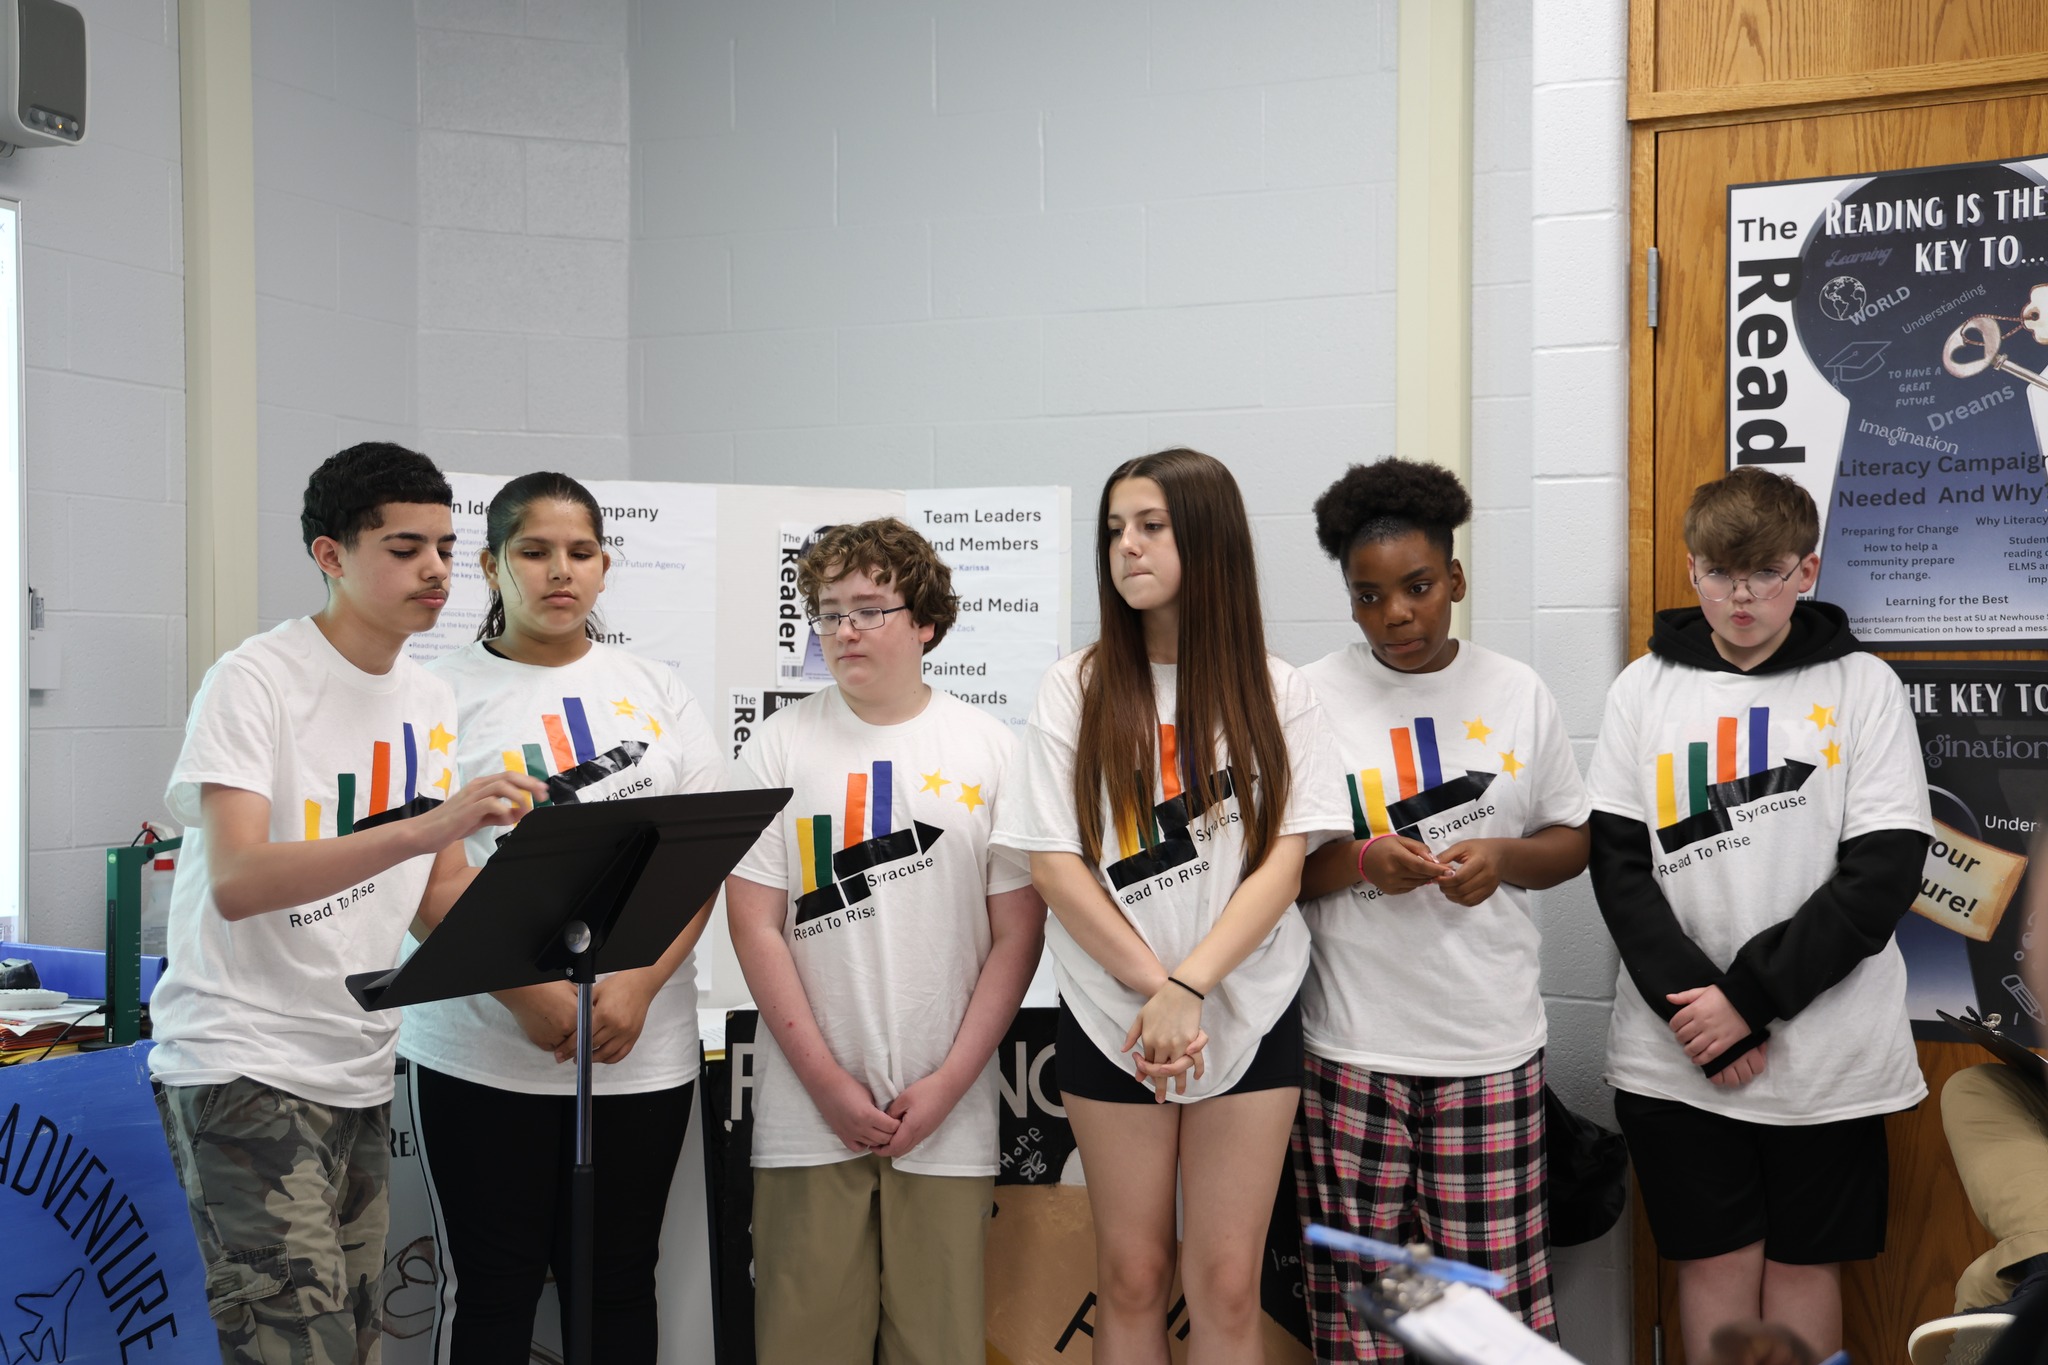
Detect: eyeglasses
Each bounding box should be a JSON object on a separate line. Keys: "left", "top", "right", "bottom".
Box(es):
{"left": 806, "top": 605, "right": 912, "bottom": 636}
{"left": 1692, "top": 567, "right": 1793, "bottom": 602}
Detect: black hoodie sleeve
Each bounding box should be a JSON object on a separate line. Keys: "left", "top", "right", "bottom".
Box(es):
{"left": 1716, "top": 827, "right": 1931, "bottom": 1032}
{"left": 1588, "top": 809, "right": 1767, "bottom": 1075}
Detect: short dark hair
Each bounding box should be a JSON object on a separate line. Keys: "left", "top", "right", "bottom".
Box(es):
{"left": 1684, "top": 466, "right": 1820, "bottom": 569}
{"left": 796, "top": 518, "right": 959, "bottom": 653}
{"left": 301, "top": 442, "right": 452, "bottom": 559}
{"left": 1312, "top": 457, "right": 1472, "bottom": 564}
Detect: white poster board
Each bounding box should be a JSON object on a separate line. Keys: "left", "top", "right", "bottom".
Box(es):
{"left": 1727, "top": 156, "right": 2048, "bottom": 646}
{"left": 410, "top": 476, "right": 1073, "bottom": 751}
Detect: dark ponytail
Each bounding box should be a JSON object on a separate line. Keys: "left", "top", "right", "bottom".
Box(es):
{"left": 477, "top": 472, "right": 607, "bottom": 642}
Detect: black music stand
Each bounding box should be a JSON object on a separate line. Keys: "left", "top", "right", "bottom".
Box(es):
{"left": 347, "top": 788, "right": 790, "bottom": 1365}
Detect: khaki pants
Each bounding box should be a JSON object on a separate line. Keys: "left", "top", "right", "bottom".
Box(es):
{"left": 752, "top": 1156, "right": 993, "bottom": 1365}
{"left": 1942, "top": 1064, "right": 2048, "bottom": 1312}
{"left": 158, "top": 1079, "right": 390, "bottom": 1365}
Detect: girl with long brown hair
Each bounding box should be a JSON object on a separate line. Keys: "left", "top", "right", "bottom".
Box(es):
{"left": 995, "top": 449, "right": 1348, "bottom": 1362}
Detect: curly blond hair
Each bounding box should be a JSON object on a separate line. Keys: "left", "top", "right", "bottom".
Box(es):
{"left": 796, "top": 517, "right": 959, "bottom": 654}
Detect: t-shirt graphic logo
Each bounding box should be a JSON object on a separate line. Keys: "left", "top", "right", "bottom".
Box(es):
{"left": 304, "top": 723, "right": 447, "bottom": 838}
{"left": 794, "top": 760, "right": 945, "bottom": 924}
{"left": 498, "top": 695, "right": 650, "bottom": 807}
{"left": 1344, "top": 717, "right": 1496, "bottom": 841}
{"left": 1106, "top": 724, "right": 1235, "bottom": 891}
{"left": 1653, "top": 706, "right": 1816, "bottom": 853}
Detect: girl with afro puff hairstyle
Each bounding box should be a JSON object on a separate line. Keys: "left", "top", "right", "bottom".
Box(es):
{"left": 1289, "top": 457, "right": 1592, "bottom": 1360}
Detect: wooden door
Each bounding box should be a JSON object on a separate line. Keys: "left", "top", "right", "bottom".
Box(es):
{"left": 1637, "top": 94, "right": 2048, "bottom": 1364}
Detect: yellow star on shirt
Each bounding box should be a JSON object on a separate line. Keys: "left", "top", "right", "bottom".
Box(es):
{"left": 1465, "top": 716, "right": 1493, "bottom": 744}
{"left": 612, "top": 697, "right": 638, "bottom": 717}
{"left": 644, "top": 716, "right": 664, "bottom": 740}
{"left": 920, "top": 768, "right": 950, "bottom": 795}
{"left": 956, "top": 782, "right": 986, "bottom": 813}
{"left": 432, "top": 769, "right": 453, "bottom": 796}
{"left": 1821, "top": 740, "right": 1842, "bottom": 769}
{"left": 1500, "top": 749, "right": 1526, "bottom": 780}
{"left": 427, "top": 722, "right": 455, "bottom": 755}
{"left": 1806, "top": 703, "right": 1836, "bottom": 730}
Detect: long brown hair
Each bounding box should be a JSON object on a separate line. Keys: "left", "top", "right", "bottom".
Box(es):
{"left": 1073, "top": 449, "right": 1290, "bottom": 872}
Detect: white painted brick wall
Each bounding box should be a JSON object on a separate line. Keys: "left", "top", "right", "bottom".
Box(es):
{"left": 416, "top": 0, "right": 633, "bottom": 493}
{"left": 6, "top": 0, "right": 187, "bottom": 947}
{"left": 628, "top": 0, "right": 1399, "bottom": 663}
{"left": 254, "top": 0, "right": 421, "bottom": 630}
{"left": 1530, "top": 0, "right": 1634, "bottom": 1358}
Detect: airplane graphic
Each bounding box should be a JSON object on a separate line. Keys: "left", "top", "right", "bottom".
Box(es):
{"left": 8, "top": 1266, "right": 82, "bottom": 1365}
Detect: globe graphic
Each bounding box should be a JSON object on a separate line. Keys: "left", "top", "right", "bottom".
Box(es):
{"left": 1819, "top": 275, "right": 1868, "bottom": 322}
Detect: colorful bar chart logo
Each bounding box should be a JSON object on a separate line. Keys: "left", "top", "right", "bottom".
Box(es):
{"left": 496, "top": 697, "right": 650, "bottom": 808}
{"left": 1105, "top": 724, "right": 1236, "bottom": 891}
{"left": 1653, "top": 706, "right": 1814, "bottom": 853}
{"left": 303, "top": 724, "right": 440, "bottom": 839}
{"left": 794, "top": 760, "right": 946, "bottom": 924}
{"left": 1343, "top": 717, "right": 1496, "bottom": 841}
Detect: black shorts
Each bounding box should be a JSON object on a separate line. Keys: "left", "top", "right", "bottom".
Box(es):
{"left": 1613, "top": 1089, "right": 1891, "bottom": 1264}
{"left": 1055, "top": 995, "right": 1302, "bottom": 1104}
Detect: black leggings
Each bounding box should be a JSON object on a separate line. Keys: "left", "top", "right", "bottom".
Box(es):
{"left": 412, "top": 1065, "right": 695, "bottom": 1364}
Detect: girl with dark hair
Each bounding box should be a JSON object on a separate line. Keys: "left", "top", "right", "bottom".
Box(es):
{"left": 397, "top": 471, "right": 724, "bottom": 1362}
{"left": 1292, "top": 458, "right": 1590, "bottom": 1359}
{"left": 995, "top": 449, "right": 1348, "bottom": 1361}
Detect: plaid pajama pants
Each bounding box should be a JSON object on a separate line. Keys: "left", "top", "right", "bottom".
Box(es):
{"left": 1292, "top": 1050, "right": 1556, "bottom": 1361}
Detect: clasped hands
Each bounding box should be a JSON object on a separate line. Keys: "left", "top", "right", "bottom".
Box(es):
{"left": 500, "top": 969, "right": 661, "bottom": 1066}
{"left": 1666, "top": 983, "right": 1769, "bottom": 1087}
{"left": 1122, "top": 978, "right": 1211, "bottom": 1103}
{"left": 1358, "top": 835, "right": 1505, "bottom": 905}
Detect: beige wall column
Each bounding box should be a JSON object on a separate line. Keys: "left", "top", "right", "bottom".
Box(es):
{"left": 1396, "top": 0, "right": 1475, "bottom": 633}
{"left": 180, "top": 0, "right": 259, "bottom": 692}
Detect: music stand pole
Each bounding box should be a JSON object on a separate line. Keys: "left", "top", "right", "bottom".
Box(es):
{"left": 344, "top": 790, "right": 791, "bottom": 1365}
{"left": 567, "top": 918, "right": 597, "bottom": 1365}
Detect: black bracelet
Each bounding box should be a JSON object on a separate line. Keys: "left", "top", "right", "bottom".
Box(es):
{"left": 1166, "top": 975, "right": 1206, "bottom": 1002}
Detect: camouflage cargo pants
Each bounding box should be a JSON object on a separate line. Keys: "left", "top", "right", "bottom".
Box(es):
{"left": 157, "top": 1078, "right": 391, "bottom": 1365}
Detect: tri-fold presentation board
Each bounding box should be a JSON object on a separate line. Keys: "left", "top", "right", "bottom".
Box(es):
{"left": 406, "top": 475, "right": 1074, "bottom": 755}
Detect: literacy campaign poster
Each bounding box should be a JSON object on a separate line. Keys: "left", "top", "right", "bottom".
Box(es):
{"left": 1894, "top": 663, "right": 2048, "bottom": 1044}
{"left": 1727, "top": 157, "right": 2048, "bottom": 647}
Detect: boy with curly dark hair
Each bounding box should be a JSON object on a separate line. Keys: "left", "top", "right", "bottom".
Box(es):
{"left": 726, "top": 517, "right": 1045, "bottom": 1365}
{"left": 1292, "top": 457, "right": 1590, "bottom": 1359}
{"left": 151, "top": 443, "right": 546, "bottom": 1364}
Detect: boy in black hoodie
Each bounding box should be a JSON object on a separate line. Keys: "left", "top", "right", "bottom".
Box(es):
{"left": 1586, "top": 467, "right": 1932, "bottom": 1360}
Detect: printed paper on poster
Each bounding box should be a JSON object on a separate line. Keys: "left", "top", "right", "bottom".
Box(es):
{"left": 1727, "top": 157, "right": 2048, "bottom": 646}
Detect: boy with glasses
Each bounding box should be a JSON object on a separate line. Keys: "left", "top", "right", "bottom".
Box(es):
{"left": 1586, "top": 466, "right": 1932, "bottom": 1360}
{"left": 726, "top": 517, "right": 1045, "bottom": 1365}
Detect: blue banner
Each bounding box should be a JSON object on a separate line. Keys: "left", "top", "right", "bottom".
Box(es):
{"left": 0, "top": 1047, "right": 213, "bottom": 1364}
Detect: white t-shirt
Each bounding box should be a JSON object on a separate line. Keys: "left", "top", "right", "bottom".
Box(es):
{"left": 1586, "top": 648, "right": 1933, "bottom": 1123}
{"left": 994, "top": 652, "right": 1350, "bottom": 1101}
{"left": 1298, "top": 642, "right": 1591, "bottom": 1076}
{"left": 396, "top": 641, "right": 726, "bottom": 1095}
{"left": 731, "top": 686, "right": 1034, "bottom": 1177}
{"left": 148, "top": 618, "right": 460, "bottom": 1109}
